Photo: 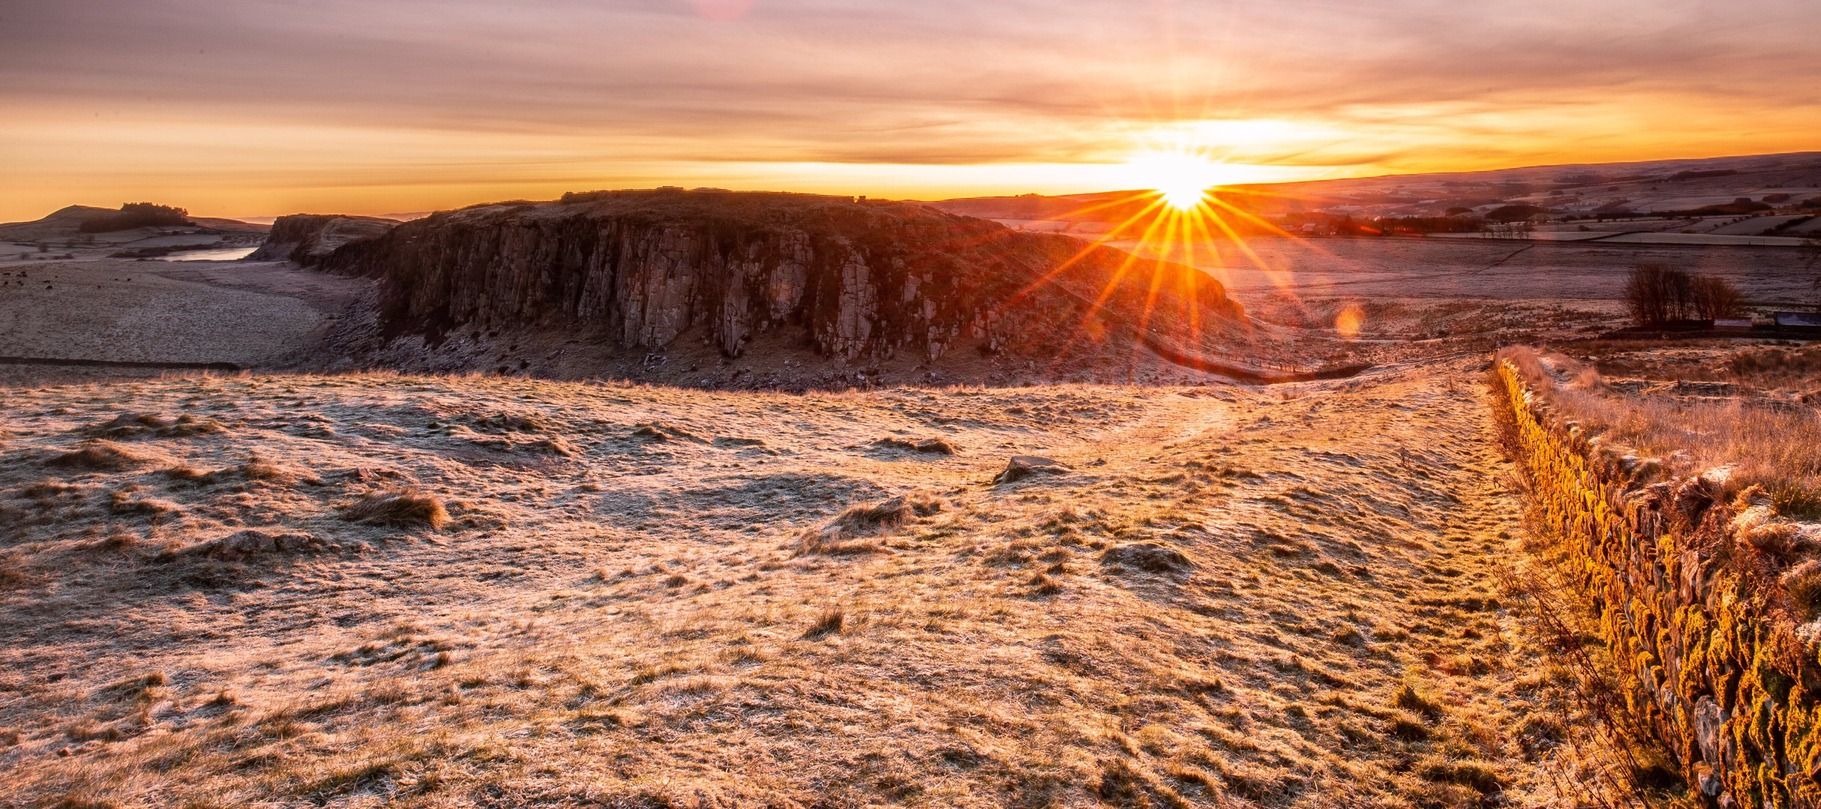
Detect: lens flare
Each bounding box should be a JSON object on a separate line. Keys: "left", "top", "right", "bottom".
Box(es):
{"left": 1335, "top": 304, "right": 1365, "bottom": 339}
{"left": 996, "top": 137, "right": 1374, "bottom": 382}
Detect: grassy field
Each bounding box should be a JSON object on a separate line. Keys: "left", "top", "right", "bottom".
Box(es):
{"left": 0, "top": 360, "right": 1654, "bottom": 807}
{"left": 0, "top": 258, "right": 361, "bottom": 385}
{"left": 1503, "top": 342, "right": 1821, "bottom": 517}
{"left": 1139, "top": 236, "right": 1819, "bottom": 307}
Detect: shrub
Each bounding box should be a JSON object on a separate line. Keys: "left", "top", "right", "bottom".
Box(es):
{"left": 1691, "top": 274, "right": 1745, "bottom": 320}
{"left": 1683, "top": 200, "right": 1772, "bottom": 216}
{"left": 1485, "top": 204, "right": 1547, "bottom": 223}
{"left": 1669, "top": 169, "right": 1737, "bottom": 181}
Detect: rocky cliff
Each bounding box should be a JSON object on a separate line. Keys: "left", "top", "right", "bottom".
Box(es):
{"left": 312, "top": 189, "right": 1311, "bottom": 387}
{"left": 250, "top": 214, "right": 397, "bottom": 265}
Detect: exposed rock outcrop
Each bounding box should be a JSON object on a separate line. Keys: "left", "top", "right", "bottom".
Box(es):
{"left": 250, "top": 214, "right": 398, "bottom": 265}
{"left": 994, "top": 455, "right": 1070, "bottom": 484}
{"left": 179, "top": 529, "right": 328, "bottom": 561}
{"left": 316, "top": 189, "right": 1257, "bottom": 383}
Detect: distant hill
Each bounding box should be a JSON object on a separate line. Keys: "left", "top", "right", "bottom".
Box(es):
{"left": 0, "top": 205, "right": 117, "bottom": 243}
{"left": 0, "top": 204, "right": 268, "bottom": 245}
{"left": 929, "top": 151, "right": 1821, "bottom": 227}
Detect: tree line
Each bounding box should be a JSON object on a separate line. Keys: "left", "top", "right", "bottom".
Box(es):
{"left": 78, "top": 203, "right": 191, "bottom": 233}
{"left": 1624, "top": 264, "right": 1744, "bottom": 327}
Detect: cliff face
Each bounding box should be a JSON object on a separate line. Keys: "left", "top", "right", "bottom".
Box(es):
{"left": 250, "top": 214, "right": 397, "bottom": 265}
{"left": 328, "top": 190, "right": 1243, "bottom": 368}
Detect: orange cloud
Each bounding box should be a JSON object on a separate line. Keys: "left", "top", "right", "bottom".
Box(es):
{"left": 2, "top": 0, "right": 1818, "bottom": 219}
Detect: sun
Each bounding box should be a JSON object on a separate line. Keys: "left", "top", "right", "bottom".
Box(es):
{"left": 1122, "top": 149, "right": 1219, "bottom": 211}
{"left": 1158, "top": 178, "right": 1210, "bottom": 211}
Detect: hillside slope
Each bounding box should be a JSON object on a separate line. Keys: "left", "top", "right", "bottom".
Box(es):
{"left": 931, "top": 151, "right": 1821, "bottom": 223}
{"left": 0, "top": 360, "right": 1639, "bottom": 806}
{"left": 0, "top": 206, "right": 267, "bottom": 245}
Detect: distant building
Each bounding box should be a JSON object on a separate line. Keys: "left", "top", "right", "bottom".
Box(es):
{"left": 1771, "top": 312, "right": 1821, "bottom": 337}
{"left": 1714, "top": 318, "right": 1754, "bottom": 332}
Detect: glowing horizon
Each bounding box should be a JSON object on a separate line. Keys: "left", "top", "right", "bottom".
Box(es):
{"left": 4, "top": 1, "right": 1820, "bottom": 222}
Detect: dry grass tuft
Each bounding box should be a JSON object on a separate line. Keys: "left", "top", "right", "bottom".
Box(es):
{"left": 803, "top": 605, "right": 844, "bottom": 639}
{"left": 472, "top": 412, "right": 549, "bottom": 433}
{"left": 1027, "top": 572, "right": 1063, "bottom": 596}
{"left": 48, "top": 441, "right": 149, "bottom": 471}
{"left": 90, "top": 412, "right": 171, "bottom": 437}
{"left": 341, "top": 490, "right": 449, "bottom": 530}
{"left": 874, "top": 437, "right": 957, "bottom": 455}
{"left": 1741, "top": 513, "right": 1805, "bottom": 564}
{"left": 240, "top": 459, "right": 290, "bottom": 482}
{"left": 1099, "top": 542, "right": 1195, "bottom": 574}
{"left": 630, "top": 421, "right": 702, "bottom": 443}
{"left": 90, "top": 412, "right": 225, "bottom": 439}
{"left": 1387, "top": 712, "right": 1431, "bottom": 741}
{"left": 1393, "top": 682, "right": 1445, "bottom": 721}
{"left": 238, "top": 456, "right": 321, "bottom": 486}
{"left": 1416, "top": 755, "right": 1504, "bottom": 795}
{"left": 161, "top": 464, "right": 211, "bottom": 482}
{"left": 96, "top": 530, "right": 140, "bottom": 553}
{"left": 0, "top": 556, "right": 33, "bottom": 589}
{"left": 795, "top": 493, "right": 942, "bottom": 556}
{"left": 833, "top": 494, "right": 942, "bottom": 529}
{"left": 108, "top": 489, "right": 180, "bottom": 517}
{"left": 794, "top": 529, "right": 880, "bottom": 557}
{"left": 1782, "top": 560, "right": 1821, "bottom": 620}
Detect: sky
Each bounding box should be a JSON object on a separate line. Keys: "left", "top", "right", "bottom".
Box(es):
{"left": 2, "top": 0, "right": 1819, "bottom": 220}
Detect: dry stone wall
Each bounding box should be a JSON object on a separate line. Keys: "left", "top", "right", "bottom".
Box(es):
{"left": 1495, "top": 359, "right": 1821, "bottom": 807}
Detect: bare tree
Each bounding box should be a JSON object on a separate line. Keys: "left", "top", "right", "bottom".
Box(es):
{"left": 1806, "top": 237, "right": 1821, "bottom": 310}
{"left": 1690, "top": 274, "right": 1744, "bottom": 320}
{"left": 1625, "top": 264, "right": 1694, "bottom": 327}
